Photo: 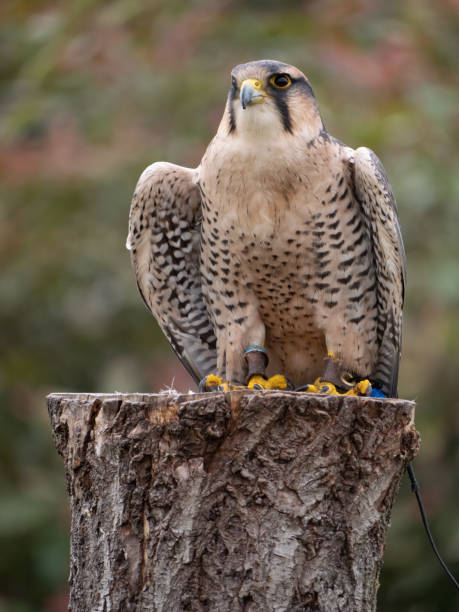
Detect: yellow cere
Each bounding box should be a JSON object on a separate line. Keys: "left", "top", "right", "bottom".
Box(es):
{"left": 242, "top": 78, "right": 263, "bottom": 90}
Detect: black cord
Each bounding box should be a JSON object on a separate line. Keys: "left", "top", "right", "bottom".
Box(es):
{"left": 407, "top": 462, "right": 459, "bottom": 589}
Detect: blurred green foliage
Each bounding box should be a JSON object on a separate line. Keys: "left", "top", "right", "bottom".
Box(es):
{"left": 1, "top": 1, "right": 458, "bottom": 610}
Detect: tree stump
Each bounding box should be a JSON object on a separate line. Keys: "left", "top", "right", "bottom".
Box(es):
{"left": 47, "top": 390, "right": 418, "bottom": 612}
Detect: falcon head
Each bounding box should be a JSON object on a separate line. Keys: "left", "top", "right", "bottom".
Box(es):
{"left": 223, "top": 60, "right": 324, "bottom": 140}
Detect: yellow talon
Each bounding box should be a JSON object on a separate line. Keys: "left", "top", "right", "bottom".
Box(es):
{"left": 205, "top": 374, "right": 224, "bottom": 387}
{"left": 266, "top": 374, "right": 289, "bottom": 390}
{"left": 218, "top": 382, "right": 230, "bottom": 392}
{"left": 356, "top": 379, "right": 372, "bottom": 396}
{"left": 202, "top": 373, "right": 293, "bottom": 393}
{"left": 248, "top": 375, "right": 267, "bottom": 389}
{"left": 299, "top": 377, "right": 372, "bottom": 396}
{"left": 200, "top": 374, "right": 245, "bottom": 392}
{"left": 317, "top": 381, "right": 339, "bottom": 395}
{"left": 300, "top": 378, "right": 322, "bottom": 393}
{"left": 247, "top": 374, "right": 290, "bottom": 390}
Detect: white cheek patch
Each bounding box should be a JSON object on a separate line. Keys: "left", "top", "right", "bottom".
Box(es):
{"left": 234, "top": 101, "right": 282, "bottom": 137}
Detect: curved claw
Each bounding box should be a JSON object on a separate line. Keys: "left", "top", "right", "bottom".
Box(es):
{"left": 295, "top": 383, "right": 318, "bottom": 392}
{"left": 318, "top": 382, "right": 339, "bottom": 395}
{"left": 297, "top": 377, "right": 373, "bottom": 397}
{"left": 217, "top": 382, "right": 232, "bottom": 392}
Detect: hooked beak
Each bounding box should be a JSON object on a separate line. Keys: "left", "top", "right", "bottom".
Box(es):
{"left": 240, "top": 79, "right": 266, "bottom": 109}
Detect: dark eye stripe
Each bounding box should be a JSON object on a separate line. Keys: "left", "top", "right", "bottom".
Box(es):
{"left": 228, "top": 86, "right": 236, "bottom": 134}
{"left": 273, "top": 95, "right": 293, "bottom": 133}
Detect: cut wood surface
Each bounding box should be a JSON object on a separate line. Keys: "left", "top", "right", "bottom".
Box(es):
{"left": 47, "top": 390, "right": 419, "bottom": 612}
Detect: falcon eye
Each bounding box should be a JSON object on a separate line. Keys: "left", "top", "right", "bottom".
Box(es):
{"left": 270, "top": 74, "right": 291, "bottom": 89}
{"left": 231, "top": 76, "right": 237, "bottom": 88}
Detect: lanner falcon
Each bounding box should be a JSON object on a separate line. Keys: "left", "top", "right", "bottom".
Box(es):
{"left": 127, "top": 60, "right": 405, "bottom": 397}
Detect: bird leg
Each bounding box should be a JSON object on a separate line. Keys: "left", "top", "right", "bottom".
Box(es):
{"left": 245, "top": 346, "right": 269, "bottom": 379}
{"left": 199, "top": 346, "right": 293, "bottom": 392}
{"left": 300, "top": 351, "right": 372, "bottom": 396}
{"left": 198, "top": 344, "right": 268, "bottom": 393}
{"left": 198, "top": 344, "right": 257, "bottom": 392}
{"left": 245, "top": 346, "right": 293, "bottom": 390}
{"left": 322, "top": 352, "right": 354, "bottom": 391}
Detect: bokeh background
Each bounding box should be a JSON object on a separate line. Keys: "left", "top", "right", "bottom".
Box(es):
{"left": 1, "top": 1, "right": 458, "bottom": 610}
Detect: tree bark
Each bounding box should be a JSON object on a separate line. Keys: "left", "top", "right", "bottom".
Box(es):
{"left": 47, "top": 390, "right": 418, "bottom": 612}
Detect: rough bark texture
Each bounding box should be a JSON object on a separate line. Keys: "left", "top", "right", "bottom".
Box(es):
{"left": 47, "top": 390, "right": 419, "bottom": 612}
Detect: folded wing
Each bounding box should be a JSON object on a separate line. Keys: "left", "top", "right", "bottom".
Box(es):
{"left": 351, "top": 147, "right": 406, "bottom": 397}
{"left": 127, "top": 162, "right": 217, "bottom": 384}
